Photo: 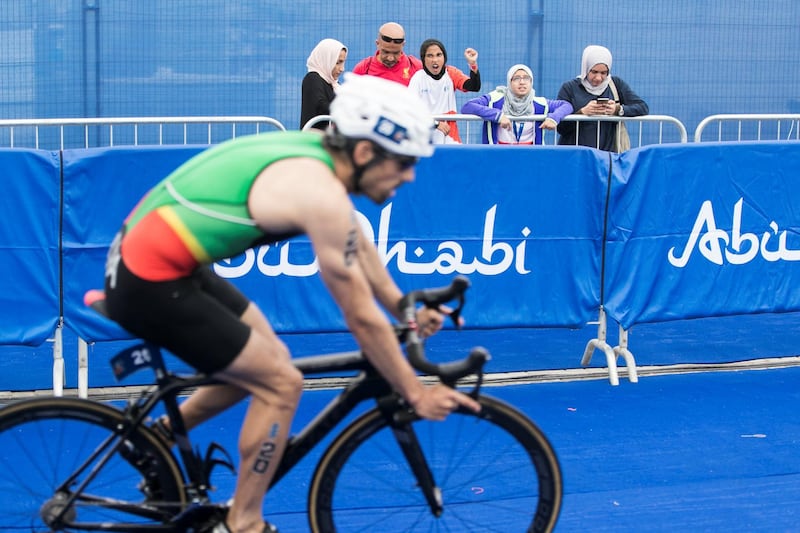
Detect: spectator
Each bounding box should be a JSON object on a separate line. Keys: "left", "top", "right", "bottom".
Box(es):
{"left": 461, "top": 64, "right": 573, "bottom": 145}
{"left": 408, "top": 39, "right": 481, "bottom": 144}
{"left": 556, "top": 44, "right": 648, "bottom": 152}
{"left": 300, "top": 38, "right": 347, "bottom": 130}
{"left": 352, "top": 22, "right": 422, "bottom": 86}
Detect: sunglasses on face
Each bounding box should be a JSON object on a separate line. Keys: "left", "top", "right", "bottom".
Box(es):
{"left": 379, "top": 34, "right": 405, "bottom": 44}
{"left": 388, "top": 153, "right": 418, "bottom": 171}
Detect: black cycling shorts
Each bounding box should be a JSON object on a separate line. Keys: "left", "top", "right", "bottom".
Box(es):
{"left": 105, "top": 258, "right": 252, "bottom": 374}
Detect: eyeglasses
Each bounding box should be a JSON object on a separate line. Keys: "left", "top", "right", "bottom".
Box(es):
{"left": 379, "top": 34, "right": 405, "bottom": 44}
{"left": 511, "top": 75, "right": 532, "bottom": 83}
{"left": 389, "top": 154, "right": 418, "bottom": 171}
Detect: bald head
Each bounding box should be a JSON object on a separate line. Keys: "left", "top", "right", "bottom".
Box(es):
{"left": 378, "top": 22, "right": 405, "bottom": 41}
{"left": 375, "top": 21, "right": 406, "bottom": 67}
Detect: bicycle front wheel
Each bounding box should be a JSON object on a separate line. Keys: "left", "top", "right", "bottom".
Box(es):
{"left": 308, "top": 394, "right": 562, "bottom": 532}
{"left": 0, "top": 397, "right": 185, "bottom": 531}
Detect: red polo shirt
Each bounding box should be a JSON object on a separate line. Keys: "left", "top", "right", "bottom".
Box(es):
{"left": 352, "top": 53, "right": 423, "bottom": 86}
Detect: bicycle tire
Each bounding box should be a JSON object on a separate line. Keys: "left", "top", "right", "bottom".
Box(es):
{"left": 0, "top": 397, "right": 185, "bottom": 531}
{"left": 308, "top": 393, "right": 562, "bottom": 532}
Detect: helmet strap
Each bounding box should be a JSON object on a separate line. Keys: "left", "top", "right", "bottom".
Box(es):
{"left": 325, "top": 132, "right": 386, "bottom": 193}
{"left": 324, "top": 128, "right": 395, "bottom": 193}
{"left": 351, "top": 147, "right": 389, "bottom": 193}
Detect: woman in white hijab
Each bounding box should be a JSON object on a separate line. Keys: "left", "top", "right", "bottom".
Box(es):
{"left": 556, "top": 44, "right": 648, "bottom": 152}
{"left": 300, "top": 38, "right": 347, "bottom": 130}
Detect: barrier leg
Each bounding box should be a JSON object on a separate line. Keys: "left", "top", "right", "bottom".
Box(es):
{"left": 78, "top": 338, "right": 89, "bottom": 399}
{"left": 51, "top": 319, "right": 64, "bottom": 397}
{"left": 581, "top": 307, "right": 620, "bottom": 386}
{"left": 613, "top": 325, "right": 639, "bottom": 383}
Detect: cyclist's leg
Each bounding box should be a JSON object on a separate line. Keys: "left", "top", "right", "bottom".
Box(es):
{"left": 212, "top": 319, "right": 303, "bottom": 533}
{"left": 174, "top": 383, "right": 248, "bottom": 431}
{"left": 175, "top": 303, "right": 280, "bottom": 432}
{"left": 106, "top": 261, "right": 301, "bottom": 531}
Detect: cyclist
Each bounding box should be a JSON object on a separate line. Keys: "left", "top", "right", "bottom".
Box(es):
{"left": 100, "top": 73, "right": 481, "bottom": 533}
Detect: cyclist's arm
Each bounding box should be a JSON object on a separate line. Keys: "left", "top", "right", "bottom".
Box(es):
{"left": 354, "top": 223, "right": 404, "bottom": 321}
{"left": 355, "top": 223, "right": 448, "bottom": 336}
{"left": 308, "top": 195, "right": 426, "bottom": 405}
{"left": 307, "top": 199, "right": 480, "bottom": 419}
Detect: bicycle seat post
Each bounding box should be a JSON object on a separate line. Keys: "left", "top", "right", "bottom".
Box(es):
{"left": 133, "top": 343, "right": 186, "bottom": 439}
{"left": 147, "top": 350, "right": 217, "bottom": 500}
{"left": 144, "top": 346, "right": 190, "bottom": 452}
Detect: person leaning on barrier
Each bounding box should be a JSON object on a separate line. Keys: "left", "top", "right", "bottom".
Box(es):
{"left": 408, "top": 39, "right": 481, "bottom": 144}
{"left": 351, "top": 21, "right": 422, "bottom": 86}
{"left": 556, "top": 44, "right": 649, "bottom": 152}
{"left": 99, "top": 74, "right": 481, "bottom": 533}
{"left": 461, "top": 64, "right": 573, "bottom": 145}
{"left": 300, "top": 38, "right": 348, "bottom": 130}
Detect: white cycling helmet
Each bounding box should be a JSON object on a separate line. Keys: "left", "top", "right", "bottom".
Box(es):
{"left": 330, "top": 73, "right": 435, "bottom": 158}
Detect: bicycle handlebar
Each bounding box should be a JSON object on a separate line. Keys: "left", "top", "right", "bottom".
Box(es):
{"left": 397, "top": 276, "right": 489, "bottom": 380}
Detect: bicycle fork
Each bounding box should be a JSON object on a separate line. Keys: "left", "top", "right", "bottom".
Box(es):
{"left": 382, "top": 397, "right": 443, "bottom": 517}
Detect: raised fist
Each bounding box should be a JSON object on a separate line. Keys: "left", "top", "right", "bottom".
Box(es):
{"left": 464, "top": 48, "right": 478, "bottom": 66}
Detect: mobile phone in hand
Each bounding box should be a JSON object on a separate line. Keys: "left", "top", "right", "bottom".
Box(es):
{"left": 596, "top": 97, "right": 610, "bottom": 103}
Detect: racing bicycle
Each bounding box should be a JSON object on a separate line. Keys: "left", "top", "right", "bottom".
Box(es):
{"left": 0, "top": 276, "right": 562, "bottom": 532}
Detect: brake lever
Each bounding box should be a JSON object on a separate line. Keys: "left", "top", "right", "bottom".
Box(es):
{"left": 424, "top": 291, "right": 465, "bottom": 330}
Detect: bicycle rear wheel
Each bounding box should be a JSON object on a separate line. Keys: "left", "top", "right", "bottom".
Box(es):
{"left": 0, "top": 397, "right": 185, "bottom": 531}
{"left": 308, "top": 394, "right": 562, "bottom": 532}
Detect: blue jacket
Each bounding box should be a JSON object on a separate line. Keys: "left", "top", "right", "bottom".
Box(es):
{"left": 461, "top": 89, "right": 573, "bottom": 144}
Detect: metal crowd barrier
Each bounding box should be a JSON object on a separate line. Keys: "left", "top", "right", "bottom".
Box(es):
{"left": 559, "top": 114, "right": 688, "bottom": 147}
{"left": 0, "top": 116, "right": 286, "bottom": 150}
{"left": 23, "top": 113, "right": 800, "bottom": 151}
{"left": 305, "top": 113, "right": 688, "bottom": 149}
{"left": 427, "top": 114, "right": 688, "bottom": 148}
{"left": 301, "top": 115, "right": 332, "bottom": 131}
{"left": 694, "top": 114, "right": 800, "bottom": 143}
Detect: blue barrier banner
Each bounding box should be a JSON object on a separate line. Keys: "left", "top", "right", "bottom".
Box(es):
{"left": 62, "top": 144, "right": 608, "bottom": 341}
{"left": 604, "top": 142, "right": 800, "bottom": 328}
{"left": 62, "top": 146, "right": 206, "bottom": 341}
{"left": 0, "top": 149, "right": 60, "bottom": 344}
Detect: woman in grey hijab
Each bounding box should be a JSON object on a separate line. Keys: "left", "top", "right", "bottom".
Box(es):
{"left": 461, "top": 63, "right": 572, "bottom": 145}
{"left": 556, "top": 45, "right": 648, "bottom": 151}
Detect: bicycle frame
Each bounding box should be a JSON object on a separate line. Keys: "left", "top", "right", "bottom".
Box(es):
{"left": 274, "top": 350, "right": 418, "bottom": 486}
{"left": 116, "top": 345, "right": 445, "bottom": 493}
{"left": 41, "top": 345, "right": 436, "bottom": 531}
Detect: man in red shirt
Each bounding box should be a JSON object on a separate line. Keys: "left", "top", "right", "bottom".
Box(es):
{"left": 352, "top": 22, "right": 422, "bottom": 86}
